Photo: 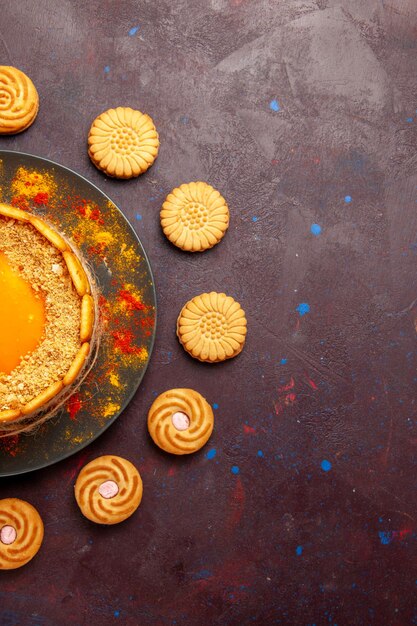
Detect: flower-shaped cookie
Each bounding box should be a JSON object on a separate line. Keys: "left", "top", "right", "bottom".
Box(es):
{"left": 0, "top": 66, "right": 39, "bottom": 134}
{"left": 148, "top": 388, "right": 214, "bottom": 454}
{"left": 88, "top": 107, "right": 159, "bottom": 179}
{"left": 0, "top": 499, "right": 44, "bottom": 569}
{"left": 177, "top": 292, "right": 247, "bottom": 362}
{"left": 160, "top": 182, "right": 229, "bottom": 252}
{"left": 74, "top": 455, "right": 143, "bottom": 525}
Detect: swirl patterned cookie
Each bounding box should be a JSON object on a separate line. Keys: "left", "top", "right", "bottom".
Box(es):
{"left": 160, "top": 182, "right": 229, "bottom": 252}
{"left": 177, "top": 292, "right": 247, "bottom": 363}
{"left": 88, "top": 107, "right": 159, "bottom": 179}
{"left": 148, "top": 388, "right": 214, "bottom": 455}
{"left": 74, "top": 455, "right": 143, "bottom": 525}
{"left": 0, "top": 67, "right": 39, "bottom": 134}
{"left": 0, "top": 498, "right": 44, "bottom": 569}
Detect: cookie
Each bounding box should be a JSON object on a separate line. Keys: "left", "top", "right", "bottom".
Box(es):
{"left": 88, "top": 107, "right": 159, "bottom": 179}
{"left": 177, "top": 292, "right": 247, "bottom": 363}
{"left": 0, "top": 498, "right": 44, "bottom": 569}
{"left": 74, "top": 455, "right": 143, "bottom": 525}
{"left": 0, "top": 66, "right": 39, "bottom": 134}
{"left": 148, "top": 388, "right": 214, "bottom": 455}
{"left": 160, "top": 182, "right": 229, "bottom": 252}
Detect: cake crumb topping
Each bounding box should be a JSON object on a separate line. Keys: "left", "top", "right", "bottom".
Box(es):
{"left": 0, "top": 218, "right": 81, "bottom": 410}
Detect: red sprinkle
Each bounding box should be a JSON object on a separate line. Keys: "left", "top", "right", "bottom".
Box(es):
{"left": 117, "top": 289, "right": 146, "bottom": 312}
{"left": 112, "top": 329, "right": 144, "bottom": 355}
{"left": 67, "top": 393, "right": 83, "bottom": 420}
{"left": 0, "top": 435, "right": 20, "bottom": 457}
{"left": 75, "top": 203, "right": 104, "bottom": 224}
{"left": 33, "top": 192, "right": 49, "bottom": 205}
{"left": 10, "top": 195, "right": 30, "bottom": 211}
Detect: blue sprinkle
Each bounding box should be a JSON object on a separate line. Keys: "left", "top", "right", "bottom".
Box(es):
{"left": 280, "top": 358, "right": 287, "bottom": 365}
{"left": 104, "top": 65, "right": 110, "bottom": 73}
{"left": 257, "top": 450, "right": 264, "bottom": 457}
{"left": 194, "top": 569, "right": 211, "bottom": 580}
{"left": 296, "top": 302, "right": 310, "bottom": 316}
{"left": 296, "top": 545, "right": 303, "bottom": 556}
{"left": 269, "top": 99, "right": 280, "bottom": 112}
{"left": 231, "top": 465, "right": 240, "bottom": 474}
{"left": 128, "top": 26, "right": 139, "bottom": 36}
{"left": 252, "top": 216, "right": 258, "bottom": 222}
{"left": 344, "top": 195, "right": 352, "bottom": 203}
{"left": 135, "top": 213, "right": 142, "bottom": 221}
{"left": 310, "top": 223, "right": 322, "bottom": 236}
{"left": 206, "top": 448, "right": 217, "bottom": 460}
{"left": 378, "top": 531, "right": 392, "bottom": 545}
{"left": 180, "top": 115, "right": 189, "bottom": 124}
{"left": 114, "top": 610, "right": 120, "bottom": 617}
{"left": 212, "top": 403, "right": 219, "bottom": 410}
{"left": 321, "top": 459, "right": 332, "bottom": 472}
{"left": 407, "top": 117, "right": 413, "bottom": 123}
{"left": 378, "top": 517, "right": 383, "bottom": 523}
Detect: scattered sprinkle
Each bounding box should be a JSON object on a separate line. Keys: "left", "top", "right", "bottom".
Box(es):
{"left": 231, "top": 465, "right": 240, "bottom": 474}
{"left": 193, "top": 569, "right": 212, "bottom": 580}
{"left": 378, "top": 531, "right": 392, "bottom": 545}
{"left": 296, "top": 303, "right": 310, "bottom": 316}
{"left": 206, "top": 448, "right": 217, "bottom": 460}
{"left": 212, "top": 403, "right": 219, "bottom": 410}
{"left": 114, "top": 610, "right": 120, "bottom": 618}
{"left": 310, "top": 223, "right": 322, "bottom": 236}
{"left": 280, "top": 358, "right": 287, "bottom": 365}
{"left": 321, "top": 459, "right": 332, "bottom": 472}
{"left": 128, "top": 26, "right": 139, "bottom": 36}
{"left": 406, "top": 117, "right": 413, "bottom": 123}
{"left": 269, "top": 99, "right": 280, "bottom": 112}
{"left": 296, "top": 545, "right": 303, "bottom": 556}
{"left": 252, "top": 216, "right": 258, "bottom": 222}
{"left": 257, "top": 450, "right": 264, "bottom": 457}
{"left": 135, "top": 213, "right": 142, "bottom": 221}
{"left": 104, "top": 66, "right": 110, "bottom": 74}
{"left": 344, "top": 195, "right": 352, "bottom": 203}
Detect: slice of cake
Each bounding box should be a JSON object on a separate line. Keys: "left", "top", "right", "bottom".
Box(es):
{"left": 0, "top": 203, "right": 96, "bottom": 424}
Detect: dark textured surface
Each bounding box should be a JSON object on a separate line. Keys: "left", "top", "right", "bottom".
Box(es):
{"left": 1, "top": 1, "right": 417, "bottom": 624}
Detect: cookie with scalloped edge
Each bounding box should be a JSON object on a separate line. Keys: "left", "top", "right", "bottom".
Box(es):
{"left": 88, "top": 107, "right": 159, "bottom": 179}
{"left": 161, "top": 182, "right": 229, "bottom": 252}
{"left": 177, "top": 292, "right": 247, "bottom": 363}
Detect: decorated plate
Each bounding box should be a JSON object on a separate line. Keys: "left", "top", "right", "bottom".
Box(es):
{"left": 0, "top": 150, "right": 156, "bottom": 477}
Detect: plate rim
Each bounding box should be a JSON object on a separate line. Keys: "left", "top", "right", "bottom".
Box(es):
{"left": 0, "top": 149, "right": 157, "bottom": 478}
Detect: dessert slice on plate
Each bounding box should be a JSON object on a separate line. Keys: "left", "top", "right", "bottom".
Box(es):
{"left": 0, "top": 203, "right": 97, "bottom": 431}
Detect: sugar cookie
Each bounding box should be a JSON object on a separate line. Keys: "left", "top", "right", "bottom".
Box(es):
{"left": 0, "top": 66, "right": 39, "bottom": 134}
{"left": 161, "top": 182, "right": 229, "bottom": 252}
{"left": 148, "top": 388, "right": 214, "bottom": 454}
{"left": 177, "top": 292, "right": 247, "bottom": 363}
{"left": 0, "top": 498, "right": 44, "bottom": 569}
{"left": 88, "top": 107, "right": 159, "bottom": 179}
{"left": 74, "top": 455, "right": 143, "bottom": 525}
